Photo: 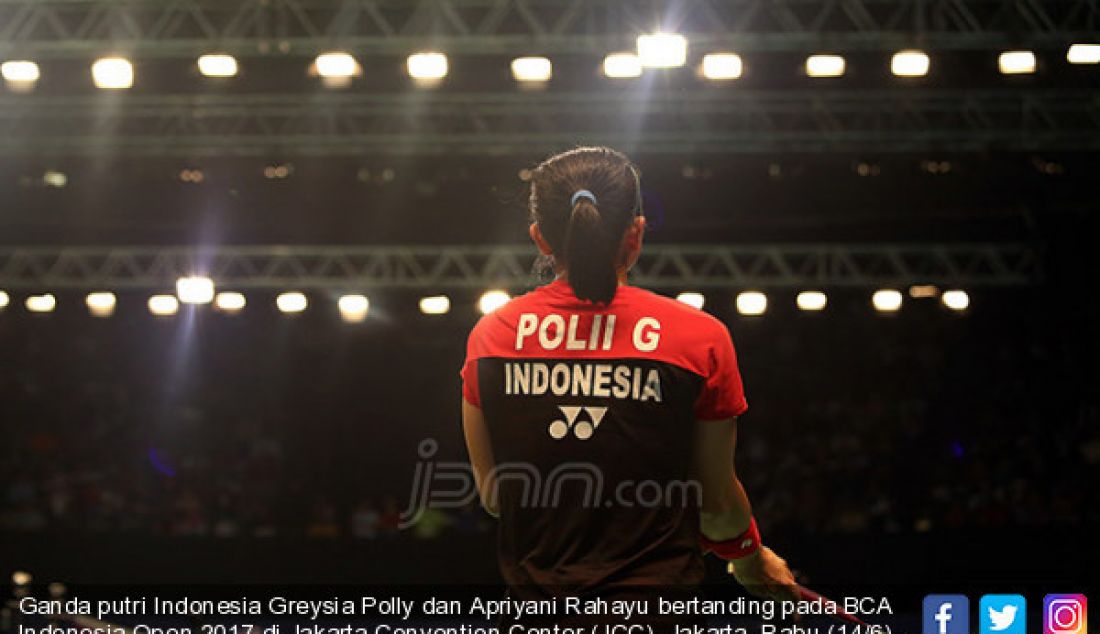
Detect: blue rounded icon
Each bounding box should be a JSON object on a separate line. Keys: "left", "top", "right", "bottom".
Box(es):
{"left": 980, "top": 595, "right": 1026, "bottom": 634}
{"left": 925, "top": 595, "right": 970, "bottom": 634}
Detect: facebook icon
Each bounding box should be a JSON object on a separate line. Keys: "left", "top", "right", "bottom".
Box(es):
{"left": 924, "top": 595, "right": 970, "bottom": 634}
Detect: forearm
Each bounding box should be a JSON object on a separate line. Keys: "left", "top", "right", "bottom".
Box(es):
{"left": 474, "top": 470, "right": 500, "bottom": 517}
{"left": 699, "top": 474, "right": 754, "bottom": 540}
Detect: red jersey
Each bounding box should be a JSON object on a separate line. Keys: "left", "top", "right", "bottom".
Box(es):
{"left": 461, "top": 278, "right": 747, "bottom": 595}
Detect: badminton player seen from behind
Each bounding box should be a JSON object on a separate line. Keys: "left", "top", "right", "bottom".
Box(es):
{"left": 461, "top": 147, "right": 797, "bottom": 604}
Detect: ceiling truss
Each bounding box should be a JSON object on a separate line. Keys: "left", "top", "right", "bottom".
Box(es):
{"left": 0, "top": 0, "right": 1097, "bottom": 57}
{"left": 0, "top": 243, "right": 1041, "bottom": 290}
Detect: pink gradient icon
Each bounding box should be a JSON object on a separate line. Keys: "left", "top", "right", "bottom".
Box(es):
{"left": 1044, "top": 595, "right": 1087, "bottom": 634}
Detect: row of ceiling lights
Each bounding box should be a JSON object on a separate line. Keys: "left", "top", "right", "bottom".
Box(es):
{"left": 0, "top": 280, "right": 970, "bottom": 321}
{"left": 3, "top": 36, "right": 1099, "bottom": 91}
{"left": 18, "top": 157, "right": 1050, "bottom": 191}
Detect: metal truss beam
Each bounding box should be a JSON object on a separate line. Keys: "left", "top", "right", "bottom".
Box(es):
{"left": 0, "top": 0, "right": 1097, "bottom": 58}
{"left": 0, "top": 244, "right": 1040, "bottom": 290}
{"left": 0, "top": 90, "right": 1097, "bottom": 156}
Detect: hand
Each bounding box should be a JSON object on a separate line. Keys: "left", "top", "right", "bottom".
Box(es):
{"left": 728, "top": 546, "right": 799, "bottom": 602}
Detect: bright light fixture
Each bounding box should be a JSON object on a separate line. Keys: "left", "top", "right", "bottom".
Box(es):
{"left": 909, "top": 285, "right": 939, "bottom": 298}
{"left": 891, "top": 50, "right": 929, "bottom": 77}
{"left": 941, "top": 289, "right": 970, "bottom": 311}
{"left": 148, "top": 295, "right": 179, "bottom": 316}
{"left": 92, "top": 57, "right": 134, "bottom": 89}
{"left": 338, "top": 294, "right": 370, "bottom": 323}
{"left": 998, "top": 50, "right": 1036, "bottom": 75}
{"left": 26, "top": 294, "right": 56, "bottom": 313}
{"left": 1067, "top": 43, "right": 1100, "bottom": 64}
{"left": 198, "top": 54, "right": 239, "bottom": 78}
{"left": 478, "top": 290, "right": 511, "bottom": 314}
{"left": 796, "top": 291, "right": 828, "bottom": 311}
{"left": 42, "top": 170, "right": 67, "bottom": 188}
{"left": 419, "top": 295, "right": 451, "bottom": 315}
{"left": 176, "top": 276, "right": 215, "bottom": 304}
{"left": 676, "top": 292, "right": 705, "bottom": 310}
{"left": 637, "top": 32, "right": 688, "bottom": 68}
{"left": 700, "top": 53, "right": 742, "bottom": 80}
{"left": 85, "top": 292, "right": 117, "bottom": 317}
{"left": 806, "top": 54, "right": 846, "bottom": 77}
{"left": 276, "top": 292, "right": 308, "bottom": 314}
{"left": 407, "top": 52, "right": 448, "bottom": 80}
{"left": 12, "top": 571, "right": 32, "bottom": 586}
{"left": 603, "top": 53, "right": 643, "bottom": 78}
{"left": 511, "top": 56, "right": 552, "bottom": 82}
{"left": 0, "top": 290, "right": 9, "bottom": 309}
{"left": 872, "top": 289, "right": 903, "bottom": 312}
{"left": 2, "top": 60, "right": 40, "bottom": 90}
{"left": 736, "top": 291, "right": 767, "bottom": 316}
{"left": 214, "top": 292, "right": 246, "bottom": 313}
{"left": 314, "top": 52, "right": 359, "bottom": 78}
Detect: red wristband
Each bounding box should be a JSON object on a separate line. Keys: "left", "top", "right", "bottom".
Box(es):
{"left": 700, "top": 517, "right": 762, "bottom": 560}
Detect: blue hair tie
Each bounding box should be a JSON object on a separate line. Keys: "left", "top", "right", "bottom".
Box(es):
{"left": 571, "top": 189, "right": 597, "bottom": 207}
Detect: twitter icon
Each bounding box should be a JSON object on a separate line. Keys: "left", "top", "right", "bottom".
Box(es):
{"left": 981, "top": 595, "right": 1027, "bottom": 634}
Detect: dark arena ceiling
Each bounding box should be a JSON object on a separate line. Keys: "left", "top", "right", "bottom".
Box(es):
{"left": 0, "top": 0, "right": 1096, "bottom": 247}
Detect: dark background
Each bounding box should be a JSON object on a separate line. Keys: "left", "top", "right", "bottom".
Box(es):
{"left": 1, "top": 43, "right": 1098, "bottom": 591}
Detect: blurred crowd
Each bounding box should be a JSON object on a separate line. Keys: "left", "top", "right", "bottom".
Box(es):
{"left": 0, "top": 292, "right": 1096, "bottom": 541}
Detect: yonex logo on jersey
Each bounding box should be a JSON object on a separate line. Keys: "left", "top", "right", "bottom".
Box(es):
{"left": 548, "top": 405, "right": 608, "bottom": 440}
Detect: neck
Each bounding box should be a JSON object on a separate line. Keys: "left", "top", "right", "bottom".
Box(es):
{"left": 555, "top": 269, "right": 629, "bottom": 285}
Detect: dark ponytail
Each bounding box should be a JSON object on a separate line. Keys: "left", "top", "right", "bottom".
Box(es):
{"left": 563, "top": 196, "right": 619, "bottom": 304}
{"left": 529, "top": 147, "right": 642, "bottom": 305}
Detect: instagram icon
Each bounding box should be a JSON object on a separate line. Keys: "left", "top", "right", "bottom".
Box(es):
{"left": 1045, "top": 595, "right": 1087, "bottom": 634}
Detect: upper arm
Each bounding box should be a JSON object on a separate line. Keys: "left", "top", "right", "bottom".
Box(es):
{"left": 693, "top": 417, "right": 738, "bottom": 510}
{"left": 461, "top": 398, "right": 498, "bottom": 516}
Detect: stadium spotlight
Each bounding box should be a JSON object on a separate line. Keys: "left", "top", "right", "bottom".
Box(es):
{"left": 941, "top": 289, "right": 970, "bottom": 311}
{"left": 214, "top": 292, "right": 246, "bottom": 313}
{"left": 478, "top": 290, "right": 511, "bottom": 314}
{"left": 176, "top": 276, "right": 215, "bottom": 304}
{"left": 85, "top": 292, "right": 117, "bottom": 318}
{"left": 92, "top": 57, "right": 134, "bottom": 89}
{"left": 872, "top": 289, "right": 903, "bottom": 312}
{"left": 511, "top": 56, "right": 552, "bottom": 82}
{"left": 197, "top": 54, "right": 239, "bottom": 78}
{"left": 1067, "top": 43, "right": 1100, "bottom": 64}
{"left": 407, "top": 52, "right": 449, "bottom": 80}
{"left": 314, "top": 52, "right": 356, "bottom": 80}
{"left": 419, "top": 295, "right": 451, "bottom": 315}
{"left": 25, "top": 294, "right": 56, "bottom": 313}
{"left": 796, "top": 291, "right": 828, "bottom": 311}
{"left": 909, "top": 284, "right": 939, "bottom": 298}
{"left": 806, "top": 54, "right": 846, "bottom": 77}
{"left": 637, "top": 32, "right": 688, "bottom": 68}
{"left": 998, "top": 50, "right": 1036, "bottom": 74}
{"left": 700, "top": 53, "right": 742, "bottom": 80}
{"left": 891, "top": 50, "right": 929, "bottom": 77}
{"left": 603, "top": 53, "right": 643, "bottom": 78}
{"left": 735, "top": 291, "right": 767, "bottom": 316}
{"left": 42, "top": 170, "right": 67, "bottom": 188}
{"left": 676, "top": 292, "right": 705, "bottom": 310}
{"left": 148, "top": 295, "right": 179, "bottom": 316}
{"left": 0, "top": 290, "right": 9, "bottom": 309}
{"left": 2, "top": 60, "right": 40, "bottom": 91}
{"left": 12, "top": 571, "right": 32, "bottom": 586}
{"left": 276, "top": 292, "right": 308, "bottom": 314}
{"left": 338, "top": 294, "right": 370, "bottom": 323}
